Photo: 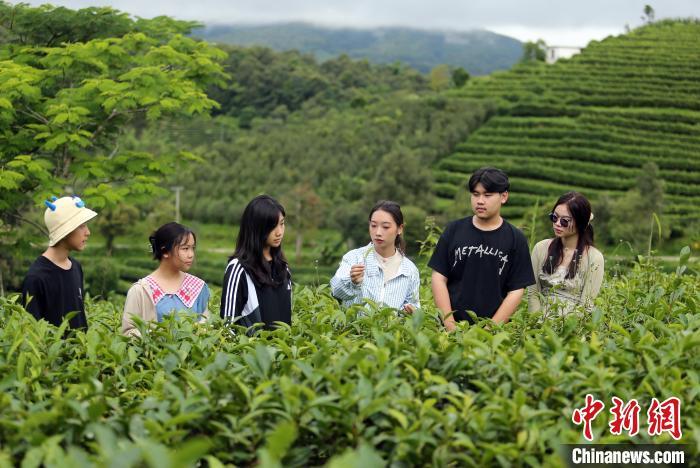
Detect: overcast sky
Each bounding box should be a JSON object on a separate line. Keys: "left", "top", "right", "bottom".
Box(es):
{"left": 21, "top": 0, "right": 700, "bottom": 46}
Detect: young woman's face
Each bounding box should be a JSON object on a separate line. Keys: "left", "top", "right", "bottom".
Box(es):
{"left": 369, "top": 209, "right": 402, "bottom": 251}
{"left": 471, "top": 182, "right": 507, "bottom": 221}
{"left": 164, "top": 233, "right": 196, "bottom": 271}
{"left": 265, "top": 212, "right": 286, "bottom": 249}
{"left": 551, "top": 203, "right": 577, "bottom": 239}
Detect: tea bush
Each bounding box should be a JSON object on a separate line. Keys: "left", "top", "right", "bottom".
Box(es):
{"left": 0, "top": 257, "right": 698, "bottom": 467}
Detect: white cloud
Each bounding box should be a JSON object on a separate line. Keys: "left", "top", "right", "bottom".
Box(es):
{"left": 488, "top": 25, "right": 625, "bottom": 48}
{"left": 18, "top": 0, "right": 700, "bottom": 45}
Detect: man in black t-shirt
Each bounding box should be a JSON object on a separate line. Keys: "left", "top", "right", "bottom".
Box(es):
{"left": 21, "top": 195, "right": 98, "bottom": 329}
{"left": 429, "top": 167, "right": 535, "bottom": 330}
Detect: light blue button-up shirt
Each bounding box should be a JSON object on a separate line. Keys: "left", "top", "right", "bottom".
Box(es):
{"left": 330, "top": 243, "right": 420, "bottom": 310}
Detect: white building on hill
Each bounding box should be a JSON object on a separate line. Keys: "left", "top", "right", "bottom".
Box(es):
{"left": 546, "top": 46, "right": 582, "bottom": 64}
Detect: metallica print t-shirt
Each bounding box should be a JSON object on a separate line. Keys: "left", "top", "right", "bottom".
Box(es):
{"left": 428, "top": 216, "right": 535, "bottom": 321}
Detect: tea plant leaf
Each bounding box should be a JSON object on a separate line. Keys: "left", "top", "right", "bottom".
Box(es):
{"left": 327, "top": 443, "right": 385, "bottom": 468}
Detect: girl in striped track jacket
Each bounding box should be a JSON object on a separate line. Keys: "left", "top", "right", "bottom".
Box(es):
{"left": 220, "top": 195, "right": 292, "bottom": 330}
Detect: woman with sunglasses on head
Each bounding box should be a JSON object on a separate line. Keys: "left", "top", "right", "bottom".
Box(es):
{"left": 528, "top": 192, "right": 604, "bottom": 315}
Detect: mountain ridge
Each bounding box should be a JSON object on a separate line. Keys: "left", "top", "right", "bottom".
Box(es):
{"left": 194, "top": 22, "right": 523, "bottom": 74}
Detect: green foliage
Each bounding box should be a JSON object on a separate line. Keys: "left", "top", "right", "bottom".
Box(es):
{"left": 0, "top": 252, "right": 697, "bottom": 466}
{"left": 0, "top": 2, "right": 132, "bottom": 46}
{"left": 0, "top": 214, "right": 46, "bottom": 292}
{"left": 0, "top": 3, "right": 227, "bottom": 223}
{"left": 451, "top": 67, "right": 470, "bottom": 88}
{"left": 429, "top": 64, "right": 451, "bottom": 91}
{"left": 83, "top": 256, "right": 121, "bottom": 299}
{"left": 520, "top": 40, "right": 546, "bottom": 63}
{"left": 0, "top": 3, "right": 229, "bottom": 295}
{"left": 208, "top": 46, "right": 427, "bottom": 125}
{"left": 397, "top": 205, "right": 428, "bottom": 254}
{"left": 144, "top": 93, "right": 494, "bottom": 247}
{"left": 364, "top": 146, "right": 434, "bottom": 213}
{"left": 94, "top": 202, "right": 140, "bottom": 255}
{"left": 281, "top": 183, "right": 323, "bottom": 262}
{"left": 605, "top": 163, "right": 670, "bottom": 251}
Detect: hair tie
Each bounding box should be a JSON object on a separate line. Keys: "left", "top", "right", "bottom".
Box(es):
{"left": 148, "top": 236, "right": 157, "bottom": 253}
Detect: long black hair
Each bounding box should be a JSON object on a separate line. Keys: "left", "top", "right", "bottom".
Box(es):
{"left": 230, "top": 195, "right": 289, "bottom": 287}
{"left": 543, "top": 191, "right": 595, "bottom": 279}
{"left": 149, "top": 222, "right": 196, "bottom": 261}
{"left": 369, "top": 200, "right": 406, "bottom": 254}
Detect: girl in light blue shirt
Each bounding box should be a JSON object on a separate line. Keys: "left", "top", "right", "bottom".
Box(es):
{"left": 330, "top": 201, "right": 420, "bottom": 312}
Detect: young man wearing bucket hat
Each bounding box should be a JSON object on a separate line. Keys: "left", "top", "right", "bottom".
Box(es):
{"left": 21, "top": 195, "right": 98, "bottom": 329}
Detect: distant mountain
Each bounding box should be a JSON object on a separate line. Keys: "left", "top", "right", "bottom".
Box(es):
{"left": 194, "top": 22, "right": 523, "bottom": 75}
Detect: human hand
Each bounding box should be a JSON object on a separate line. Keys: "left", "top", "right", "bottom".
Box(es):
{"left": 403, "top": 304, "right": 416, "bottom": 314}
{"left": 350, "top": 264, "right": 365, "bottom": 284}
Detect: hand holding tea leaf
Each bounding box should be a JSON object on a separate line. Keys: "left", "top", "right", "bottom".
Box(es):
{"left": 350, "top": 245, "right": 373, "bottom": 284}
{"left": 350, "top": 264, "right": 365, "bottom": 284}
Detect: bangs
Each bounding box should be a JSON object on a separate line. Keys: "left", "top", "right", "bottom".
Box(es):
{"left": 175, "top": 230, "right": 196, "bottom": 247}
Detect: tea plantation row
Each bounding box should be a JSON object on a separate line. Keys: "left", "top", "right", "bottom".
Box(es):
{"left": 0, "top": 256, "right": 698, "bottom": 466}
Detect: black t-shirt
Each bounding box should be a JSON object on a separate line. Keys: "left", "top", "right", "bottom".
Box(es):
{"left": 428, "top": 216, "right": 535, "bottom": 321}
{"left": 21, "top": 255, "right": 88, "bottom": 329}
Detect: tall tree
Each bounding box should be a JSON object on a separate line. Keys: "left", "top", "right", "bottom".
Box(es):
{"left": 642, "top": 5, "right": 656, "bottom": 24}
{"left": 608, "top": 162, "right": 668, "bottom": 251}
{"left": 0, "top": 3, "right": 227, "bottom": 228}
{"left": 521, "top": 40, "right": 547, "bottom": 63}
{"left": 282, "top": 183, "right": 322, "bottom": 262}
{"left": 429, "top": 64, "right": 451, "bottom": 91}
{"left": 94, "top": 202, "right": 140, "bottom": 255}
{"left": 451, "top": 67, "right": 470, "bottom": 88}
{"left": 0, "top": 3, "right": 226, "bottom": 292}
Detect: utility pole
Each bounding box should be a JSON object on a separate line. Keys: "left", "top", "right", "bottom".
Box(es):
{"left": 171, "top": 186, "right": 183, "bottom": 223}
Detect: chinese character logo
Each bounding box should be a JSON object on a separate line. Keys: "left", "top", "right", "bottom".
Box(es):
{"left": 647, "top": 397, "right": 682, "bottom": 440}
{"left": 609, "top": 397, "right": 641, "bottom": 436}
{"left": 572, "top": 395, "right": 683, "bottom": 441}
{"left": 572, "top": 394, "right": 606, "bottom": 441}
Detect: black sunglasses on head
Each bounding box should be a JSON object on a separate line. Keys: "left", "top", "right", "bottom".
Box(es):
{"left": 549, "top": 212, "right": 573, "bottom": 228}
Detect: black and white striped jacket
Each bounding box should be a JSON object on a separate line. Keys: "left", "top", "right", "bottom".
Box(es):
{"left": 220, "top": 258, "right": 291, "bottom": 328}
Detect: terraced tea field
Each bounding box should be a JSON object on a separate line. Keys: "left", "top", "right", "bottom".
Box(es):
{"left": 435, "top": 21, "right": 700, "bottom": 227}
